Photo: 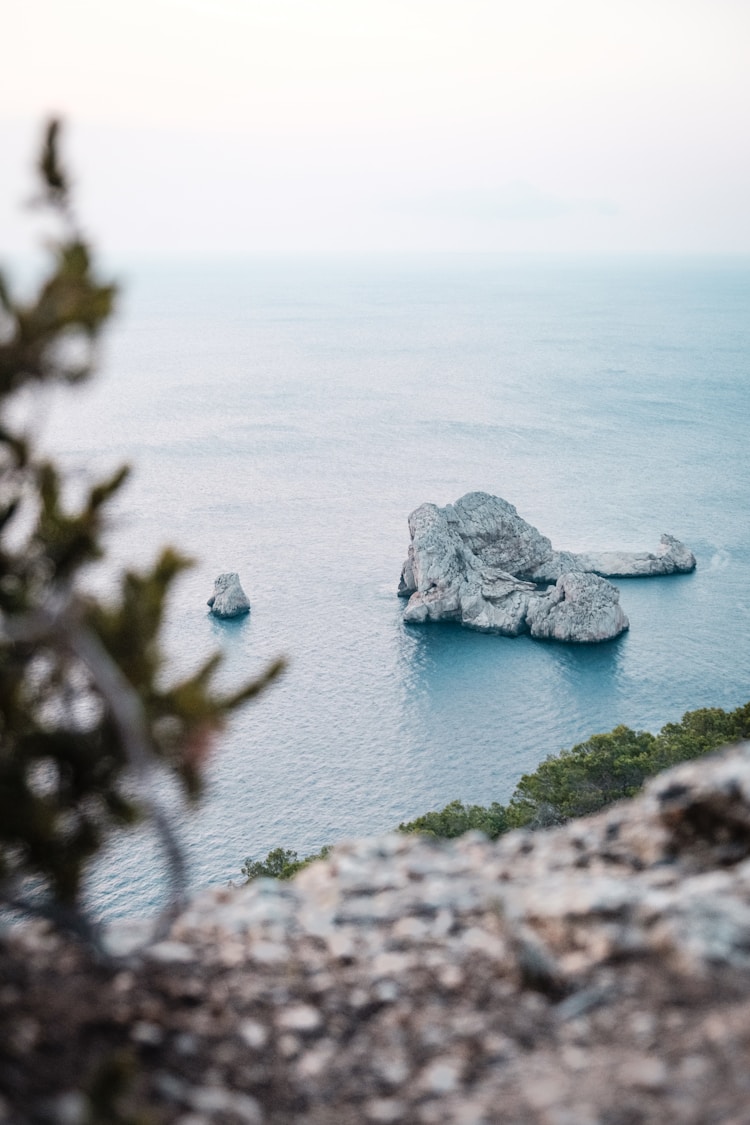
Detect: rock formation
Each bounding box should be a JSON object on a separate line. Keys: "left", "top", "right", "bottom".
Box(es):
{"left": 207, "top": 572, "right": 251, "bottom": 618}
{"left": 4, "top": 742, "right": 750, "bottom": 1123}
{"left": 571, "top": 533, "right": 698, "bottom": 579}
{"left": 398, "top": 492, "right": 695, "bottom": 642}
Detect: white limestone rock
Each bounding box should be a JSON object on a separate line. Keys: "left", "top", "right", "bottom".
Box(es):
{"left": 574, "top": 533, "right": 697, "bottom": 578}
{"left": 398, "top": 492, "right": 695, "bottom": 643}
{"left": 525, "top": 571, "right": 629, "bottom": 643}
{"left": 207, "top": 572, "right": 251, "bottom": 618}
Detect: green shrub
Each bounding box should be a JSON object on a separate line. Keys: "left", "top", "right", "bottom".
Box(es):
{"left": 398, "top": 798, "right": 509, "bottom": 839}
{"left": 241, "top": 845, "right": 331, "bottom": 882}
{"left": 651, "top": 704, "right": 750, "bottom": 773}
{"left": 510, "top": 704, "right": 750, "bottom": 830}
{"left": 505, "top": 726, "right": 658, "bottom": 828}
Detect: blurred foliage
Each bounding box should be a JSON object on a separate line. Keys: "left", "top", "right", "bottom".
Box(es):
{"left": 85, "top": 1048, "right": 154, "bottom": 1125}
{"left": 0, "top": 120, "right": 283, "bottom": 911}
{"left": 244, "top": 701, "right": 750, "bottom": 880}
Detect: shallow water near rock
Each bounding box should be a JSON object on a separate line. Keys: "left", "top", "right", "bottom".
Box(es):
{"left": 35, "top": 253, "right": 750, "bottom": 919}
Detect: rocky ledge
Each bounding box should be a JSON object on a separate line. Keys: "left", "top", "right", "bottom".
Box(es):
{"left": 398, "top": 492, "right": 695, "bottom": 642}
{"left": 3, "top": 743, "right": 750, "bottom": 1123}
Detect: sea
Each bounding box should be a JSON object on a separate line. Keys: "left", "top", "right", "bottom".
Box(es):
{"left": 34, "top": 253, "right": 750, "bottom": 921}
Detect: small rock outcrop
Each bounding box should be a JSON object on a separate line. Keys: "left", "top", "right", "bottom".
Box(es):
{"left": 525, "top": 570, "right": 629, "bottom": 643}
{"left": 572, "top": 533, "right": 698, "bottom": 579}
{"left": 207, "top": 572, "right": 250, "bottom": 618}
{"left": 398, "top": 492, "right": 695, "bottom": 642}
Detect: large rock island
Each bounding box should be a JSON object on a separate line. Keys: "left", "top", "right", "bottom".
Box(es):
{"left": 398, "top": 492, "right": 695, "bottom": 643}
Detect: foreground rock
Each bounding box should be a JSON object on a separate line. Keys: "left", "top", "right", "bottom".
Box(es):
{"left": 3, "top": 743, "right": 750, "bottom": 1123}
{"left": 207, "top": 572, "right": 251, "bottom": 618}
{"left": 398, "top": 492, "right": 695, "bottom": 641}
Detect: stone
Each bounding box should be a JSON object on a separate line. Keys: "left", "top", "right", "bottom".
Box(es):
{"left": 573, "top": 533, "right": 698, "bottom": 579}
{"left": 277, "top": 1004, "right": 322, "bottom": 1032}
{"left": 526, "top": 571, "right": 629, "bottom": 643}
{"left": 145, "top": 940, "right": 196, "bottom": 963}
{"left": 7, "top": 744, "right": 750, "bottom": 1123}
{"left": 207, "top": 572, "right": 250, "bottom": 618}
{"left": 398, "top": 492, "right": 695, "bottom": 642}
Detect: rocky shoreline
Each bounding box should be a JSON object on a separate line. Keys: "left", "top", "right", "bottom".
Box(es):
{"left": 398, "top": 492, "right": 695, "bottom": 642}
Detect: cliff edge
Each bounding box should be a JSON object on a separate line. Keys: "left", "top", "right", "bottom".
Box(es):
{"left": 3, "top": 744, "right": 750, "bottom": 1123}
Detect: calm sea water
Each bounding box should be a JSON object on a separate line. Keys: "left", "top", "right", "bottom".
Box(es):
{"left": 39, "top": 254, "right": 750, "bottom": 919}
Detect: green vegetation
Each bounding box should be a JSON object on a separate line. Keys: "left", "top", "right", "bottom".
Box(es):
{"left": 504, "top": 725, "right": 659, "bottom": 828}
{"left": 396, "top": 798, "right": 509, "bottom": 840}
{"left": 504, "top": 703, "right": 750, "bottom": 831}
{"left": 241, "top": 845, "right": 331, "bottom": 882}
{"left": 404, "top": 702, "right": 750, "bottom": 837}
{"left": 243, "top": 701, "right": 750, "bottom": 881}
{"left": 0, "top": 122, "right": 282, "bottom": 918}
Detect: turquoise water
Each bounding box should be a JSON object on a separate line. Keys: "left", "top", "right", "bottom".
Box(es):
{"left": 41, "top": 254, "right": 750, "bottom": 919}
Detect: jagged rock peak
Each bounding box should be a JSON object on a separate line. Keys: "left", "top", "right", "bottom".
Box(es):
{"left": 207, "top": 572, "right": 251, "bottom": 618}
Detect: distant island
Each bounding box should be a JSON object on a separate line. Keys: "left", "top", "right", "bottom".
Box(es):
{"left": 398, "top": 491, "right": 696, "bottom": 643}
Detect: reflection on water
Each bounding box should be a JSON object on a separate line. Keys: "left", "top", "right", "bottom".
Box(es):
{"left": 396, "top": 617, "right": 629, "bottom": 805}
{"left": 207, "top": 610, "right": 253, "bottom": 640}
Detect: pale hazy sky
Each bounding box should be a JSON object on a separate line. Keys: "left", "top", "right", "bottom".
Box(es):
{"left": 2, "top": 0, "right": 749, "bottom": 256}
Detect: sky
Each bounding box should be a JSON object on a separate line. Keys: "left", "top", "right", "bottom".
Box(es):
{"left": 1, "top": 0, "right": 749, "bottom": 257}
